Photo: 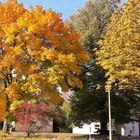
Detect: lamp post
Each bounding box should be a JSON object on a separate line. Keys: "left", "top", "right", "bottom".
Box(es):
{"left": 108, "top": 89, "right": 112, "bottom": 140}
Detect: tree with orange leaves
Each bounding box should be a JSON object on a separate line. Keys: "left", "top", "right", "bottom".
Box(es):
{"left": 0, "top": 0, "right": 89, "bottom": 131}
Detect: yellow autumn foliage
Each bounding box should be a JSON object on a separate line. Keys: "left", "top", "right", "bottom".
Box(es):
{"left": 0, "top": 93, "right": 6, "bottom": 120}
{"left": 97, "top": 0, "right": 140, "bottom": 90}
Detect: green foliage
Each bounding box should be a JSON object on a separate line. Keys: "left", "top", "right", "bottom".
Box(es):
{"left": 70, "top": 0, "right": 140, "bottom": 130}
{"left": 70, "top": 88, "right": 140, "bottom": 125}
{"left": 70, "top": 0, "right": 120, "bottom": 130}
{"left": 62, "top": 101, "right": 72, "bottom": 127}
{"left": 71, "top": 0, "right": 120, "bottom": 52}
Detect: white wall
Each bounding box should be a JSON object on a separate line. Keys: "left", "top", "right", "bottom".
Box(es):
{"left": 73, "top": 121, "right": 140, "bottom": 137}
{"left": 121, "top": 122, "right": 139, "bottom": 137}
{"left": 73, "top": 122, "right": 100, "bottom": 134}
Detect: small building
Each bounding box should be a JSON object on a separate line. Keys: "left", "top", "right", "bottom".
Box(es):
{"left": 73, "top": 121, "right": 140, "bottom": 137}
{"left": 0, "top": 119, "right": 61, "bottom": 133}
{"left": 121, "top": 121, "right": 140, "bottom": 137}
{"left": 73, "top": 122, "right": 100, "bottom": 135}
{"left": 15, "top": 120, "right": 53, "bottom": 132}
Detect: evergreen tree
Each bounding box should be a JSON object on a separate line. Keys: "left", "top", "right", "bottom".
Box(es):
{"left": 70, "top": 0, "right": 120, "bottom": 133}
{"left": 69, "top": 0, "right": 140, "bottom": 134}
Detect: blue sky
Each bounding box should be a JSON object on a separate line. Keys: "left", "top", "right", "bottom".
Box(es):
{"left": 1, "top": 0, "right": 127, "bottom": 20}
{"left": 20, "top": 0, "right": 86, "bottom": 20}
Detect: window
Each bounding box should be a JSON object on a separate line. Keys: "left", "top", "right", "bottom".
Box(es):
{"left": 95, "top": 124, "right": 100, "bottom": 129}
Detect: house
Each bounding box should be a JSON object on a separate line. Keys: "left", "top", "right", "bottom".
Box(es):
{"left": 121, "top": 121, "right": 140, "bottom": 137}
{"left": 73, "top": 122, "right": 100, "bottom": 135}
{"left": 0, "top": 118, "right": 61, "bottom": 133}
{"left": 73, "top": 121, "right": 140, "bottom": 137}
{"left": 15, "top": 119, "right": 53, "bottom": 132}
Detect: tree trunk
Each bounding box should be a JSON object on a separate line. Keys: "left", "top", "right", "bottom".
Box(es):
{"left": 100, "top": 120, "right": 108, "bottom": 135}
{"left": 100, "top": 114, "right": 108, "bottom": 135}
{"left": 3, "top": 119, "right": 8, "bottom": 133}
{"left": 101, "top": 121, "right": 107, "bottom": 131}
{"left": 27, "top": 131, "right": 30, "bottom": 137}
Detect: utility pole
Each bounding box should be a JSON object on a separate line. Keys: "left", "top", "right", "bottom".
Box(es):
{"left": 89, "top": 125, "right": 91, "bottom": 140}
{"left": 108, "top": 89, "right": 112, "bottom": 140}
